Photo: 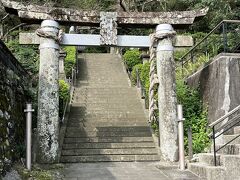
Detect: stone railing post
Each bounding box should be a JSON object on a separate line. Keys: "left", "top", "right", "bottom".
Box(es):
{"left": 59, "top": 50, "right": 67, "bottom": 80}
{"left": 36, "top": 20, "right": 60, "bottom": 163}
{"left": 156, "top": 24, "right": 178, "bottom": 162}
{"left": 141, "top": 54, "right": 150, "bottom": 64}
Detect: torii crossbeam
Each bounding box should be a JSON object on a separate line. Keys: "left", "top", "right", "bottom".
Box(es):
{"left": 2, "top": 0, "right": 208, "bottom": 28}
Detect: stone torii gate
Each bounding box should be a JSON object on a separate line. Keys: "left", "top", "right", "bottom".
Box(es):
{"left": 2, "top": 0, "right": 207, "bottom": 163}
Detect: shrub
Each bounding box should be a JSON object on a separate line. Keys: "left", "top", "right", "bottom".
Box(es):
{"left": 176, "top": 80, "right": 210, "bottom": 154}
{"left": 123, "top": 49, "right": 141, "bottom": 71}
{"left": 131, "top": 64, "right": 143, "bottom": 85}
{"left": 64, "top": 46, "right": 76, "bottom": 78}
{"left": 140, "top": 62, "right": 150, "bottom": 91}
{"left": 59, "top": 80, "right": 70, "bottom": 118}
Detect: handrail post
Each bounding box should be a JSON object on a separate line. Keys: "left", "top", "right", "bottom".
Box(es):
{"left": 177, "top": 104, "right": 185, "bottom": 170}
{"left": 136, "top": 68, "right": 140, "bottom": 88}
{"left": 213, "top": 125, "right": 217, "bottom": 166}
{"left": 188, "top": 126, "right": 193, "bottom": 160}
{"left": 190, "top": 51, "right": 194, "bottom": 63}
{"left": 223, "top": 22, "right": 228, "bottom": 53}
{"left": 71, "top": 67, "right": 74, "bottom": 86}
{"left": 24, "top": 103, "right": 34, "bottom": 170}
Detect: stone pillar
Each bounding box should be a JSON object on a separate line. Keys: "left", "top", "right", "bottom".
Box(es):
{"left": 156, "top": 24, "right": 178, "bottom": 162}
{"left": 37, "top": 20, "right": 60, "bottom": 163}
{"left": 59, "top": 50, "right": 67, "bottom": 80}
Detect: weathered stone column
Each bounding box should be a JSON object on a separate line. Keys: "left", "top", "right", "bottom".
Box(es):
{"left": 36, "top": 20, "right": 60, "bottom": 163}
{"left": 59, "top": 50, "right": 67, "bottom": 80}
{"left": 156, "top": 24, "right": 178, "bottom": 162}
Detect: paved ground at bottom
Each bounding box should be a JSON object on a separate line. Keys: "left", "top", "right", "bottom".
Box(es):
{"left": 58, "top": 162, "right": 201, "bottom": 180}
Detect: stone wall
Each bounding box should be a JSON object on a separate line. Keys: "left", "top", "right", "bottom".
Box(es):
{"left": 187, "top": 53, "right": 240, "bottom": 124}
{"left": 0, "top": 40, "right": 30, "bottom": 176}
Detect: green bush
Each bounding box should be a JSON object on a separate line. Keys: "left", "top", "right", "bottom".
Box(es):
{"left": 123, "top": 49, "right": 142, "bottom": 71}
{"left": 64, "top": 46, "right": 76, "bottom": 78}
{"left": 131, "top": 64, "right": 143, "bottom": 85}
{"left": 59, "top": 80, "right": 70, "bottom": 118}
{"left": 140, "top": 62, "right": 150, "bottom": 91}
{"left": 176, "top": 80, "right": 210, "bottom": 154}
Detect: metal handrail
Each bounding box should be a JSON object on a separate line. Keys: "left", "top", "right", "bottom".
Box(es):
{"left": 61, "top": 66, "right": 77, "bottom": 124}
{"left": 180, "top": 20, "right": 240, "bottom": 63}
{"left": 209, "top": 105, "right": 240, "bottom": 127}
{"left": 179, "top": 20, "right": 240, "bottom": 77}
{"left": 209, "top": 105, "right": 240, "bottom": 166}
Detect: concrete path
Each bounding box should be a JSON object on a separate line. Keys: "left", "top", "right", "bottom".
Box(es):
{"left": 59, "top": 162, "right": 200, "bottom": 180}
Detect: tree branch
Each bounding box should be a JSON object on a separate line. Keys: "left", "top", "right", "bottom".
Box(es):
{"left": 3, "top": 23, "right": 27, "bottom": 39}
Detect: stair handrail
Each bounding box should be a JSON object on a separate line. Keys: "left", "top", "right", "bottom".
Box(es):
{"left": 136, "top": 68, "right": 149, "bottom": 109}
{"left": 209, "top": 104, "right": 240, "bottom": 166}
{"left": 209, "top": 105, "right": 240, "bottom": 128}
{"left": 61, "top": 58, "right": 78, "bottom": 124}
{"left": 179, "top": 20, "right": 240, "bottom": 77}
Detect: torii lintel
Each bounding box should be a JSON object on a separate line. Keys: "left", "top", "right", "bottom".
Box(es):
{"left": 2, "top": 0, "right": 208, "bottom": 28}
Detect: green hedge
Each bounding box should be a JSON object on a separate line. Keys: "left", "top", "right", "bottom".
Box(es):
{"left": 140, "top": 62, "right": 150, "bottom": 92}
{"left": 64, "top": 46, "right": 76, "bottom": 78}
{"left": 131, "top": 64, "right": 143, "bottom": 85}
{"left": 59, "top": 80, "right": 70, "bottom": 118}
{"left": 123, "top": 49, "right": 142, "bottom": 71}
{"left": 176, "top": 80, "right": 210, "bottom": 154}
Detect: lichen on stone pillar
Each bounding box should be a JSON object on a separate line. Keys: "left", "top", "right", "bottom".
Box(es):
{"left": 36, "top": 20, "right": 60, "bottom": 163}
{"left": 156, "top": 24, "right": 179, "bottom": 162}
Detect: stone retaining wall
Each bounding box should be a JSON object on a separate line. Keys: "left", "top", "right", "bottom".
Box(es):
{"left": 187, "top": 53, "right": 240, "bottom": 124}
{"left": 0, "top": 39, "right": 29, "bottom": 176}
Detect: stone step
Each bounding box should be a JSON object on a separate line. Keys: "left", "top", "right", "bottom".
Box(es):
{"left": 234, "top": 126, "right": 240, "bottom": 134}
{"left": 66, "top": 126, "right": 150, "bottom": 132}
{"left": 69, "top": 113, "right": 145, "bottom": 119}
{"left": 76, "top": 85, "right": 130, "bottom": 88}
{"left": 64, "top": 137, "right": 154, "bottom": 143}
{"left": 73, "top": 96, "right": 139, "bottom": 101}
{"left": 71, "top": 102, "right": 141, "bottom": 107}
{"left": 221, "top": 155, "right": 240, "bottom": 177}
{"left": 62, "top": 142, "right": 156, "bottom": 149}
{"left": 74, "top": 96, "right": 137, "bottom": 100}
{"left": 61, "top": 148, "right": 158, "bottom": 156}
{"left": 70, "top": 107, "right": 143, "bottom": 112}
{"left": 65, "top": 131, "right": 152, "bottom": 138}
{"left": 69, "top": 109, "right": 144, "bottom": 114}
{"left": 61, "top": 53, "right": 156, "bottom": 163}
{"left": 223, "top": 134, "right": 240, "bottom": 144}
{"left": 188, "top": 162, "right": 226, "bottom": 180}
{"left": 68, "top": 117, "right": 148, "bottom": 124}
{"left": 67, "top": 122, "right": 148, "bottom": 127}
{"left": 212, "top": 144, "right": 240, "bottom": 155}
{"left": 198, "top": 153, "right": 221, "bottom": 166}
{"left": 60, "top": 154, "right": 160, "bottom": 163}
{"left": 68, "top": 117, "right": 146, "bottom": 123}
{"left": 74, "top": 90, "right": 136, "bottom": 95}
{"left": 74, "top": 87, "right": 135, "bottom": 90}
{"left": 68, "top": 116, "right": 147, "bottom": 121}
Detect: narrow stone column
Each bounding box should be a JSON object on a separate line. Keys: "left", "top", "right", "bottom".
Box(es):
{"left": 37, "top": 20, "right": 60, "bottom": 163}
{"left": 156, "top": 24, "right": 178, "bottom": 162}
{"left": 59, "top": 50, "right": 67, "bottom": 80}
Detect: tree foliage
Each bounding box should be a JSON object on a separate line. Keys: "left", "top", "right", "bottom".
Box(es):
{"left": 123, "top": 49, "right": 141, "bottom": 71}
{"left": 64, "top": 46, "right": 76, "bottom": 78}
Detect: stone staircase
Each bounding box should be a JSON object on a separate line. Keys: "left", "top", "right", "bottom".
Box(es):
{"left": 60, "top": 53, "right": 160, "bottom": 163}
{"left": 188, "top": 126, "right": 240, "bottom": 180}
